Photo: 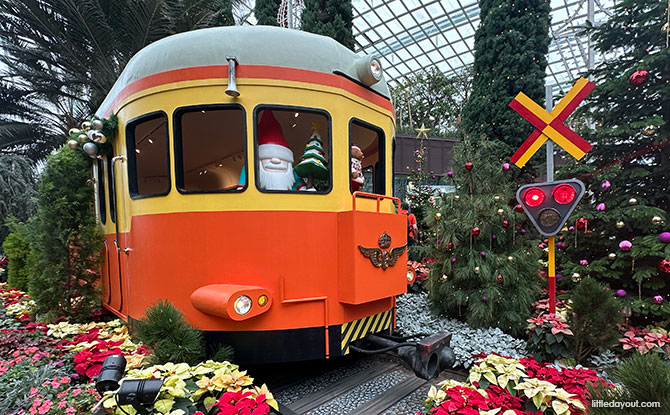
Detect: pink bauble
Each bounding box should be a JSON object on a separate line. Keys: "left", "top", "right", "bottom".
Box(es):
{"left": 616, "top": 289, "right": 627, "bottom": 297}
{"left": 654, "top": 295, "right": 664, "bottom": 304}
{"left": 601, "top": 180, "right": 611, "bottom": 190}
{"left": 659, "top": 232, "right": 670, "bottom": 244}
{"left": 619, "top": 240, "right": 632, "bottom": 251}
{"left": 502, "top": 163, "right": 510, "bottom": 171}
{"left": 660, "top": 259, "right": 670, "bottom": 274}
{"left": 629, "top": 70, "right": 649, "bottom": 86}
{"left": 596, "top": 203, "right": 606, "bottom": 211}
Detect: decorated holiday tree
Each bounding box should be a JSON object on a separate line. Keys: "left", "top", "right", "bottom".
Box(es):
{"left": 425, "top": 140, "right": 541, "bottom": 336}
{"left": 549, "top": 0, "right": 670, "bottom": 324}
{"left": 405, "top": 124, "right": 436, "bottom": 245}
{"left": 294, "top": 122, "right": 329, "bottom": 190}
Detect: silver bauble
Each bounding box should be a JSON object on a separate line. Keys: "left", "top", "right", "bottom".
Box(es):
{"left": 571, "top": 272, "right": 581, "bottom": 282}
{"left": 67, "top": 139, "right": 79, "bottom": 149}
{"left": 83, "top": 142, "right": 98, "bottom": 156}
{"left": 629, "top": 198, "right": 638, "bottom": 205}
{"left": 616, "top": 221, "right": 625, "bottom": 229}
{"left": 81, "top": 121, "right": 92, "bottom": 131}
{"left": 608, "top": 253, "right": 617, "bottom": 260}
{"left": 652, "top": 216, "right": 662, "bottom": 225}
{"left": 91, "top": 119, "right": 104, "bottom": 130}
{"left": 474, "top": 266, "right": 480, "bottom": 274}
{"left": 507, "top": 256, "right": 514, "bottom": 263}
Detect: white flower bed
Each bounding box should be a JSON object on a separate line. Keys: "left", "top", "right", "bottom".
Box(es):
{"left": 395, "top": 293, "right": 528, "bottom": 368}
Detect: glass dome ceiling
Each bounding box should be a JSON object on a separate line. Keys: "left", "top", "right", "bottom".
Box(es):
{"left": 351, "top": 0, "right": 616, "bottom": 90}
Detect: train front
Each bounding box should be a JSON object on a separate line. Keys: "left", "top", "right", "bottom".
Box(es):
{"left": 94, "top": 26, "right": 408, "bottom": 364}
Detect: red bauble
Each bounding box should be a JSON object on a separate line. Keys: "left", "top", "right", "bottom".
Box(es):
{"left": 446, "top": 242, "right": 454, "bottom": 250}
{"left": 659, "top": 259, "right": 670, "bottom": 274}
{"left": 471, "top": 227, "right": 480, "bottom": 236}
{"left": 629, "top": 70, "right": 649, "bottom": 86}
{"left": 502, "top": 220, "right": 510, "bottom": 228}
{"left": 465, "top": 162, "right": 473, "bottom": 171}
{"left": 576, "top": 217, "right": 588, "bottom": 230}
{"left": 514, "top": 204, "right": 523, "bottom": 212}
{"left": 497, "top": 274, "right": 503, "bottom": 283}
{"left": 515, "top": 223, "right": 522, "bottom": 229}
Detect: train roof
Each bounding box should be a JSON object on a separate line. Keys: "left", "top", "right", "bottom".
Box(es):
{"left": 96, "top": 26, "right": 391, "bottom": 116}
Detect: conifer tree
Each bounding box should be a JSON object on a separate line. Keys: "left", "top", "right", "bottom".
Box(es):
{"left": 0, "top": 154, "right": 37, "bottom": 246}
{"left": 425, "top": 140, "right": 541, "bottom": 336}
{"left": 461, "top": 0, "right": 551, "bottom": 153}
{"left": 29, "top": 147, "right": 103, "bottom": 322}
{"left": 255, "top": 0, "right": 281, "bottom": 25}
{"left": 301, "top": 0, "right": 354, "bottom": 50}
{"left": 553, "top": 0, "right": 670, "bottom": 324}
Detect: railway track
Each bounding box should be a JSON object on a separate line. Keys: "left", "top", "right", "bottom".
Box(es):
{"left": 249, "top": 353, "right": 467, "bottom": 415}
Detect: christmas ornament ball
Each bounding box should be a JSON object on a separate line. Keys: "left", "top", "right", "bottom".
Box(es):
{"left": 91, "top": 131, "right": 107, "bottom": 144}
{"left": 497, "top": 274, "right": 503, "bottom": 283}
{"left": 502, "top": 163, "right": 510, "bottom": 171}
{"left": 83, "top": 142, "right": 98, "bottom": 156}
{"left": 643, "top": 125, "right": 657, "bottom": 135}
{"left": 447, "top": 242, "right": 454, "bottom": 250}
{"left": 652, "top": 216, "right": 662, "bottom": 225}
{"left": 471, "top": 227, "right": 481, "bottom": 236}
{"left": 616, "top": 221, "right": 625, "bottom": 229}
{"left": 435, "top": 213, "right": 441, "bottom": 220}
{"left": 441, "top": 274, "right": 447, "bottom": 281}
{"left": 77, "top": 133, "right": 88, "bottom": 143}
{"left": 91, "top": 119, "right": 104, "bottom": 130}
{"left": 480, "top": 251, "right": 486, "bottom": 257}
{"left": 447, "top": 171, "right": 453, "bottom": 177}
{"left": 514, "top": 204, "right": 523, "bottom": 213}
{"left": 507, "top": 256, "right": 514, "bottom": 263}
{"left": 659, "top": 259, "right": 670, "bottom": 274}
{"left": 629, "top": 198, "right": 638, "bottom": 205}
{"left": 616, "top": 289, "right": 627, "bottom": 297}
{"left": 81, "top": 121, "right": 92, "bottom": 131}
{"left": 502, "top": 220, "right": 510, "bottom": 228}
{"left": 474, "top": 266, "right": 480, "bottom": 273}
{"left": 601, "top": 180, "right": 611, "bottom": 190}
{"left": 68, "top": 128, "right": 81, "bottom": 136}
{"left": 497, "top": 209, "right": 504, "bottom": 216}
{"left": 571, "top": 273, "right": 581, "bottom": 282}
{"left": 491, "top": 234, "right": 497, "bottom": 240}
{"left": 654, "top": 295, "right": 664, "bottom": 304}
{"left": 659, "top": 232, "right": 670, "bottom": 244}
{"left": 454, "top": 195, "right": 460, "bottom": 202}
{"left": 609, "top": 253, "right": 617, "bottom": 260}
{"left": 451, "top": 257, "right": 456, "bottom": 263}
{"left": 619, "top": 240, "right": 632, "bottom": 251}
{"left": 596, "top": 203, "right": 606, "bottom": 211}
{"left": 481, "top": 296, "right": 487, "bottom": 302}
{"left": 493, "top": 196, "right": 501, "bottom": 203}
{"left": 67, "top": 139, "right": 79, "bottom": 149}
{"left": 629, "top": 70, "right": 649, "bottom": 86}
{"left": 465, "top": 162, "right": 473, "bottom": 171}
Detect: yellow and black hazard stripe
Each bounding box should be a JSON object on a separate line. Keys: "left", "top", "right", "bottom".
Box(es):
{"left": 340, "top": 309, "right": 392, "bottom": 355}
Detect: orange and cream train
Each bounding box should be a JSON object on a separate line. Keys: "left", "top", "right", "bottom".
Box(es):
{"left": 93, "top": 26, "right": 408, "bottom": 363}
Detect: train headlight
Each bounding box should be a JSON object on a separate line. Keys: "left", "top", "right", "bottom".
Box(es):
{"left": 356, "top": 55, "right": 383, "bottom": 86}
{"left": 233, "top": 295, "right": 252, "bottom": 315}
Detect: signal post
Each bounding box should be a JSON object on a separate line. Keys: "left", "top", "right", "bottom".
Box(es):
{"left": 509, "top": 78, "right": 595, "bottom": 314}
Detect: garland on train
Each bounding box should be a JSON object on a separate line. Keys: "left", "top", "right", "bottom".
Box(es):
{"left": 65, "top": 115, "right": 118, "bottom": 158}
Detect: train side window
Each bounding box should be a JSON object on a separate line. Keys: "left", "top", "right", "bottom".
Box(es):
{"left": 107, "top": 155, "right": 116, "bottom": 223}
{"left": 174, "top": 105, "right": 246, "bottom": 193}
{"left": 96, "top": 159, "right": 106, "bottom": 224}
{"left": 349, "top": 120, "right": 385, "bottom": 195}
{"left": 126, "top": 112, "right": 170, "bottom": 198}
{"left": 254, "top": 107, "right": 331, "bottom": 193}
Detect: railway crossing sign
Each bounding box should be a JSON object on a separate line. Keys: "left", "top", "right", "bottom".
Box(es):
{"left": 509, "top": 77, "right": 595, "bottom": 168}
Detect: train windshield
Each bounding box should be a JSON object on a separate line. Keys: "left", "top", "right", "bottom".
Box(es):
{"left": 350, "top": 120, "right": 385, "bottom": 195}
{"left": 254, "top": 108, "right": 331, "bottom": 193}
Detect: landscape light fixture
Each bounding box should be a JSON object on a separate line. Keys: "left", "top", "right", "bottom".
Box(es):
{"left": 95, "top": 354, "right": 126, "bottom": 395}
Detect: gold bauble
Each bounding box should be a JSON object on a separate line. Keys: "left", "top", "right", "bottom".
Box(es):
{"left": 493, "top": 196, "right": 501, "bottom": 203}
{"left": 454, "top": 195, "right": 460, "bottom": 202}
{"left": 68, "top": 128, "right": 81, "bottom": 136}
{"left": 571, "top": 272, "right": 581, "bottom": 282}
{"left": 474, "top": 266, "right": 480, "bottom": 273}
{"left": 608, "top": 253, "right": 617, "bottom": 260}
{"left": 91, "top": 131, "right": 107, "bottom": 144}
{"left": 441, "top": 274, "right": 448, "bottom": 281}
{"left": 629, "top": 198, "right": 638, "bottom": 205}
{"left": 78, "top": 133, "right": 88, "bottom": 142}
{"left": 643, "top": 125, "right": 656, "bottom": 135}
{"left": 67, "top": 139, "right": 79, "bottom": 149}
{"left": 81, "top": 121, "right": 92, "bottom": 131}
{"left": 616, "top": 221, "right": 625, "bottom": 229}
{"left": 435, "top": 213, "right": 442, "bottom": 220}
{"left": 497, "top": 209, "right": 504, "bottom": 216}
{"left": 91, "top": 119, "right": 104, "bottom": 130}
{"left": 652, "top": 216, "right": 662, "bottom": 225}
{"left": 507, "top": 256, "right": 514, "bottom": 263}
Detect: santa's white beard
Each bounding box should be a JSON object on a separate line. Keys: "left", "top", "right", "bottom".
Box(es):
{"left": 258, "top": 161, "right": 295, "bottom": 190}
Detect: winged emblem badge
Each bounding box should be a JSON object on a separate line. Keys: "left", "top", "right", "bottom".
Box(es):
{"left": 358, "top": 232, "right": 407, "bottom": 270}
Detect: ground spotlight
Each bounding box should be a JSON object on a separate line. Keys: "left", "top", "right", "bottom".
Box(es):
{"left": 95, "top": 354, "right": 127, "bottom": 394}
{"left": 117, "top": 378, "right": 164, "bottom": 415}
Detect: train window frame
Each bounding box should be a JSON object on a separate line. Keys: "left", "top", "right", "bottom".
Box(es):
{"left": 96, "top": 159, "right": 106, "bottom": 225}
{"left": 252, "top": 105, "right": 333, "bottom": 195}
{"left": 173, "top": 103, "right": 248, "bottom": 194}
{"left": 348, "top": 118, "right": 386, "bottom": 195}
{"left": 126, "top": 111, "right": 171, "bottom": 200}
{"left": 106, "top": 154, "right": 116, "bottom": 223}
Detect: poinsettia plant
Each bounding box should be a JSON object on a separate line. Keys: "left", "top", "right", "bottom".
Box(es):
{"left": 619, "top": 326, "right": 670, "bottom": 356}
{"left": 527, "top": 299, "right": 573, "bottom": 362}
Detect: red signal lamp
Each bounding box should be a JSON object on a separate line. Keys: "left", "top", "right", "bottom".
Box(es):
{"left": 552, "top": 184, "right": 576, "bottom": 204}
{"left": 523, "top": 187, "right": 545, "bottom": 207}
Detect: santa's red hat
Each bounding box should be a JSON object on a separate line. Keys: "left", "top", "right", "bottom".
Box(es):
{"left": 258, "top": 111, "right": 293, "bottom": 162}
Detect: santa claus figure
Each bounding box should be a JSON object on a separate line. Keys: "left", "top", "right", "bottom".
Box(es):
{"left": 257, "top": 111, "right": 306, "bottom": 191}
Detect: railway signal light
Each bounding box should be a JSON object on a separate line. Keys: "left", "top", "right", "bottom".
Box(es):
{"left": 516, "top": 179, "right": 585, "bottom": 236}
